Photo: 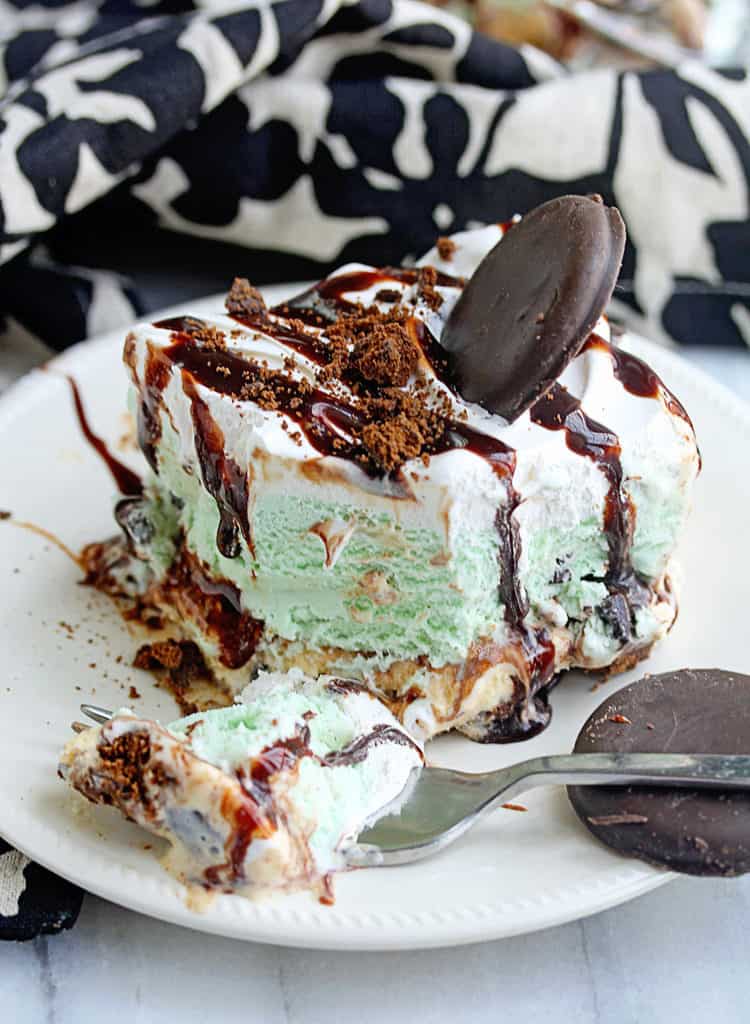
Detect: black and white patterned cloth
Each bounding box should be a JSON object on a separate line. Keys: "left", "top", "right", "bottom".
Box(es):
{"left": 0, "top": 838, "right": 83, "bottom": 940}
{"left": 1, "top": 0, "right": 749, "bottom": 940}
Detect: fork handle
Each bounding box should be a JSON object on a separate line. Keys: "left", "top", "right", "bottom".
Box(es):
{"left": 492, "top": 752, "right": 750, "bottom": 806}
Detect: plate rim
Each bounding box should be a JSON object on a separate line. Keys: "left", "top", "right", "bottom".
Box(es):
{"left": 2, "top": 290, "right": 748, "bottom": 950}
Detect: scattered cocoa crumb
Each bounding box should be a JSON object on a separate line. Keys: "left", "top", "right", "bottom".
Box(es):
{"left": 0, "top": 510, "right": 11, "bottom": 520}
{"left": 134, "top": 640, "right": 184, "bottom": 671}
{"left": 194, "top": 322, "right": 226, "bottom": 350}
{"left": 162, "top": 643, "right": 213, "bottom": 718}
{"left": 233, "top": 362, "right": 314, "bottom": 412}
{"left": 128, "top": 685, "right": 142, "bottom": 700}
{"left": 416, "top": 265, "right": 443, "bottom": 311}
{"left": 226, "top": 278, "right": 267, "bottom": 319}
{"left": 350, "top": 322, "right": 418, "bottom": 387}
{"left": 436, "top": 237, "right": 456, "bottom": 261}
{"left": 587, "top": 813, "right": 648, "bottom": 826}
{"left": 361, "top": 413, "right": 424, "bottom": 472}
{"left": 169, "top": 317, "right": 227, "bottom": 350}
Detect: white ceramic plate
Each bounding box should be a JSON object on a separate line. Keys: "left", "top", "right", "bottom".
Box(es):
{"left": 0, "top": 287, "right": 748, "bottom": 951}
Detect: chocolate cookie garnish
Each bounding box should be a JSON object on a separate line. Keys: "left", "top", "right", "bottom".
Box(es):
{"left": 568, "top": 669, "right": 750, "bottom": 876}
{"left": 440, "top": 195, "right": 626, "bottom": 422}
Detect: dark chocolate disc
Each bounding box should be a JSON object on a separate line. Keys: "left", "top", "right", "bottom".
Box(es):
{"left": 441, "top": 195, "right": 626, "bottom": 422}
{"left": 568, "top": 669, "right": 750, "bottom": 877}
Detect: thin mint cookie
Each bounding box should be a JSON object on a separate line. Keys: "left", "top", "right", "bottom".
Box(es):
{"left": 441, "top": 194, "right": 625, "bottom": 423}
{"left": 568, "top": 669, "right": 750, "bottom": 876}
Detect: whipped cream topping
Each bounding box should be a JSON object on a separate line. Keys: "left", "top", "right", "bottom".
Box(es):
{"left": 126, "top": 265, "right": 694, "bottom": 506}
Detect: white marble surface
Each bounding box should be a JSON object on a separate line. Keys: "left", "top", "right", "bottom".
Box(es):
{"left": 2, "top": 343, "right": 749, "bottom": 1023}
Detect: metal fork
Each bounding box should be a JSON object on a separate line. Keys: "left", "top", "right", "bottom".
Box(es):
{"left": 74, "top": 704, "right": 750, "bottom": 869}
{"left": 348, "top": 753, "right": 750, "bottom": 866}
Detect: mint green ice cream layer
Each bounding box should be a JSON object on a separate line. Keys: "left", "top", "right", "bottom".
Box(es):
{"left": 140, "top": 417, "right": 685, "bottom": 666}
{"left": 149, "top": 422, "right": 500, "bottom": 666}
{"left": 169, "top": 688, "right": 357, "bottom": 765}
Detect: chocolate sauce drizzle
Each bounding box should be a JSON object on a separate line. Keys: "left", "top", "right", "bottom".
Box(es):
{"left": 529, "top": 381, "right": 649, "bottom": 623}
{"left": 206, "top": 723, "right": 316, "bottom": 886}
{"left": 531, "top": 382, "right": 632, "bottom": 582}
{"left": 136, "top": 342, "right": 172, "bottom": 474}
{"left": 166, "top": 335, "right": 369, "bottom": 460}
{"left": 481, "top": 675, "right": 560, "bottom": 744}
{"left": 181, "top": 374, "right": 254, "bottom": 560}
{"left": 66, "top": 376, "right": 143, "bottom": 495}
{"left": 244, "top": 720, "right": 420, "bottom": 798}
{"left": 160, "top": 545, "right": 262, "bottom": 669}
{"left": 153, "top": 316, "right": 206, "bottom": 337}
{"left": 228, "top": 268, "right": 464, "bottom": 369}
{"left": 229, "top": 312, "right": 328, "bottom": 365}
{"left": 323, "top": 723, "right": 422, "bottom": 767}
{"left": 462, "top": 624, "right": 558, "bottom": 744}
{"left": 585, "top": 333, "right": 695, "bottom": 432}
{"left": 408, "top": 317, "right": 458, "bottom": 388}
{"left": 203, "top": 719, "right": 420, "bottom": 886}
{"left": 325, "top": 678, "right": 371, "bottom": 697}
{"left": 203, "top": 796, "right": 267, "bottom": 887}
{"left": 511, "top": 625, "right": 558, "bottom": 742}
{"left": 272, "top": 267, "right": 464, "bottom": 326}
{"left": 249, "top": 720, "right": 421, "bottom": 781}
{"left": 247, "top": 724, "right": 313, "bottom": 800}
{"left": 431, "top": 421, "right": 527, "bottom": 625}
